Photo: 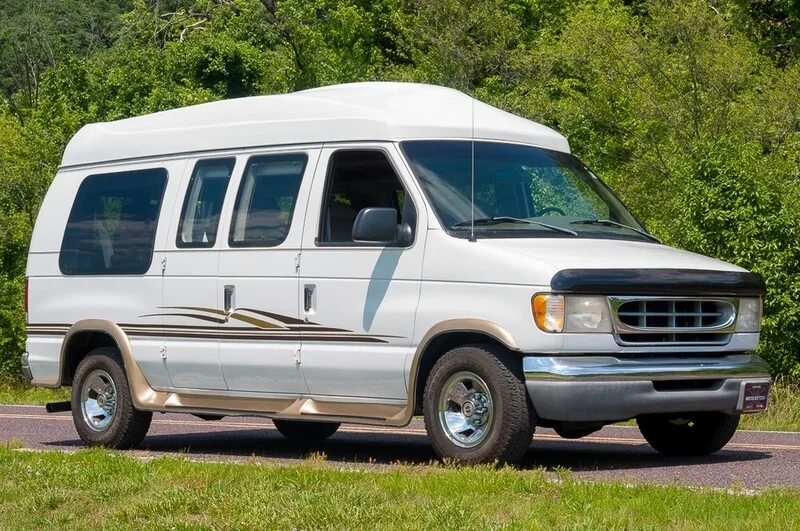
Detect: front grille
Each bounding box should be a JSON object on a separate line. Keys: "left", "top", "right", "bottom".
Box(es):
{"left": 611, "top": 297, "right": 736, "bottom": 345}
{"left": 617, "top": 299, "right": 730, "bottom": 328}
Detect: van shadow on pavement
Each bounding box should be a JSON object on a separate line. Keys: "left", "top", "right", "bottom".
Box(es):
{"left": 43, "top": 426, "right": 771, "bottom": 474}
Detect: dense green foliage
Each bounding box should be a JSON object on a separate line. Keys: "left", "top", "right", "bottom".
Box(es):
{"left": 1, "top": 0, "right": 799, "bottom": 380}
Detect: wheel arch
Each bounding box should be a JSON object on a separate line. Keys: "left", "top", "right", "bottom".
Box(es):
{"left": 58, "top": 319, "right": 164, "bottom": 409}
{"left": 407, "top": 319, "right": 521, "bottom": 417}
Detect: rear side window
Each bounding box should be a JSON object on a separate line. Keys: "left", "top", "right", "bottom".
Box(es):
{"left": 60, "top": 168, "right": 168, "bottom": 275}
{"left": 176, "top": 158, "right": 234, "bottom": 248}
{"left": 229, "top": 153, "right": 307, "bottom": 247}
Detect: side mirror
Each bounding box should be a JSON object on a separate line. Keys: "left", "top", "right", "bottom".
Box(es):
{"left": 352, "top": 207, "right": 399, "bottom": 243}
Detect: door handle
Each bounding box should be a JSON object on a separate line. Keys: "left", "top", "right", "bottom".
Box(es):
{"left": 303, "top": 285, "right": 315, "bottom": 313}
{"left": 223, "top": 285, "right": 235, "bottom": 316}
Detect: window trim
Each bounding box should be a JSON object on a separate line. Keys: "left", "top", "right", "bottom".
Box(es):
{"left": 175, "top": 157, "right": 236, "bottom": 249}
{"left": 227, "top": 152, "right": 309, "bottom": 249}
{"left": 59, "top": 167, "right": 168, "bottom": 276}
{"left": 315, "top": 148, "right": 417, "bottom": 249}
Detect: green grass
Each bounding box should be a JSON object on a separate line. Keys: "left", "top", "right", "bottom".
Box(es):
{"left": 0, "top": 383, "right": 69, "bottom": 405}
{"left": 0, "top": 446, "right": 798, "bottom": 530}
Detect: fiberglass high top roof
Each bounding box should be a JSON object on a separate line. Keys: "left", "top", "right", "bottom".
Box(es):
{"left": 60, "top": 82, "right": 570, "bottom": 168}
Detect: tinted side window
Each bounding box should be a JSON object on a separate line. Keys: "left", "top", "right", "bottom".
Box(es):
{"left": 176, "top": 158, "right": 234, "bottom": 248}
{"left": 60, "top": 168, "right": 168, "bottom": 275}
{"left": 229, "top": 153, "right": 307, "bottom": 247}
{"left": 319, "top": 150, "right": 415, "bottom": 245}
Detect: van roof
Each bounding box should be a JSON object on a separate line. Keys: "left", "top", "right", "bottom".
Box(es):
{"left": 60, "top": 82, "right": 570, "bottom": 168}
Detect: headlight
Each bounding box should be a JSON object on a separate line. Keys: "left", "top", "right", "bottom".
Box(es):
{"left": 736, "top": 298, "right": 762, "bottom": 332}
{"left": 564, "top": 296, "right": 613, "bottom": 332}
{"left": 532, "top": 294, "right": 612, "bottom": 333}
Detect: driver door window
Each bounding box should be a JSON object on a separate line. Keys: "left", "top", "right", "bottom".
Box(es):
{"left": 318, "top": 150, "right": 415, "bottom": 245}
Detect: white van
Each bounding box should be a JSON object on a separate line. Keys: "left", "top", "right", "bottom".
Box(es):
{"left": 22, "top": 82, "right": 770, "bottom": 464}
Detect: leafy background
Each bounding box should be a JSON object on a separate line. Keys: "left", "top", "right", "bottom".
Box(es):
{"left": 1, "top": 0, "right": 799, "bottom": 380}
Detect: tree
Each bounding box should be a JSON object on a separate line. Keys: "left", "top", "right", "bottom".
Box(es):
{"left": 499, "top": 0, "right": 800, "bottom": 376}
{"left": 0, "top": 0, "right": 131, "bottom": 121}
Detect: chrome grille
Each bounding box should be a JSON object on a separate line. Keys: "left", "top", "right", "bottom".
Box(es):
{"left": 610, "top": 297, "right": 736, "bottom": 345}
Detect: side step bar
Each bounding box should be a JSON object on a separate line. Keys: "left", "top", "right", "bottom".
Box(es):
{"left": 45, "top": 401, "right": 71, "bottom": 413}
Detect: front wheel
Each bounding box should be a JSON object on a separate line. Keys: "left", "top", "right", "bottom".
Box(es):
{"left": 71, "top": 347, "right": 152, "bottom": 448}
{"left": 423, "top": 344, "right": 535, "bottom": 465}
{"left": 637, "top": 412, "right": 740, "bottom": 456}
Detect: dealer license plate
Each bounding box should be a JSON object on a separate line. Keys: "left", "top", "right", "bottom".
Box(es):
{"left": 742, "top": 382, "right": 770, "bottom": 412}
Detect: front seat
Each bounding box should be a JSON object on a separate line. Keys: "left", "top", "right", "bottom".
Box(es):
{"left": 328, "top": 200, "right": 359, "bottom": 242}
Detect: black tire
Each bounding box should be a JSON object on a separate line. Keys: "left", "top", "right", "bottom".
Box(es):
{"left": 637, "top": 412, "right": 740, "bottom": 456}
{"left": 71, "top": 347, "right": 152, "bottom": 449}
{"left": 273, "top": 419, "right": 340, "bottom": 441}
{"left": 423, "top": 344, "right": 535, "bottom": 465}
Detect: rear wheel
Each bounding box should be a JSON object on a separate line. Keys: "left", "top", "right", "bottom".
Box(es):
{"left": 423, "top": 344, "right": 535, "bottom": 465}
{"left": 273, "top": 419, "right": 340, "bottom": 441}
{"left": 637, "top": 412, "right": 740, "bottom": 456}
{"left": 71, "top": 347, "right": 152, "bottom": 448}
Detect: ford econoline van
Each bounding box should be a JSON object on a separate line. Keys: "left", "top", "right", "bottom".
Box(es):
{"left": 22, "top": 82, "right": 771, "bottom": 464}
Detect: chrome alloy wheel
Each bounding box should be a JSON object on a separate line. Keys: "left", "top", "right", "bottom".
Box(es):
{"left": 80, "top": 369, "right": 118, "bottom": 432}
{"left": 437, "top": 371, "right": 494, "bottom": 448}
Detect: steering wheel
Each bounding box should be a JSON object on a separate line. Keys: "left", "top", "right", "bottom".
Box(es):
{"left": 537, "top": 207, "right": 566, "bottom": 216}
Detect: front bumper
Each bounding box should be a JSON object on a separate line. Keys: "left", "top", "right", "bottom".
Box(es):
{"left": 21, "top": 351, "right": 33, "bottom": 383}
{"left": 524, "top": 354, "right": 771, "bottom": 422}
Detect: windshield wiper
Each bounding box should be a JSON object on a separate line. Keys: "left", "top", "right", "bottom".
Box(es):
{"left": 570, "top": 219, "right": 661, "bottom": 243}
{"left": 452, "top": 216, "right": 577, "bottom": 236}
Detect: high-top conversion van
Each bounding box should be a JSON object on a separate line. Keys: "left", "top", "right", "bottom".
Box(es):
{"left": 23, "top": 82, "right": 770, "bottom": 464}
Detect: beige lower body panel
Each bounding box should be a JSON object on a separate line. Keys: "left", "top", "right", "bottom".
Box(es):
{"left": 53, "top": 319, "right": 411, "bottom": 427}
{"left": 129, "top": 317, "right": 516, "bottom": 427}
{"left": 147, "top": 391, "right": 410, "bottom": 426}
{"left": 35, "top": 315, "right": 524, "bottom": 428}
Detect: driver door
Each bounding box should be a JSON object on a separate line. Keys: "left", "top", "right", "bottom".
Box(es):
{"left": 297, "top": 144, "right": 426, "bottom": 400}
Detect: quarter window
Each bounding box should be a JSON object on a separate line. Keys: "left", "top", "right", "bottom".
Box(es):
{"left": 176, "top": 158, "right": 234, "bottom": 248}
{"left": 229, "top": 153, "right": 307, "bottom": 247}
{"left": 318, "top": 150, "right": 415, "bottom": 245}
{"left": 60, "top": 168, "right": 167, "bottom": 275}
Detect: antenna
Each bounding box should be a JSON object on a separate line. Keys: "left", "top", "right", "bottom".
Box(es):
{"left": 469, "top": 93, "right": 476, "bottom": 242}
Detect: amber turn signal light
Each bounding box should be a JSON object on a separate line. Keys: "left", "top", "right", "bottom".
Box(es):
{"left": 532, "top": 294, "right": 565, "bottom": 333}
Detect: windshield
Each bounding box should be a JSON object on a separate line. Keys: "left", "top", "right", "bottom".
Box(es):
{"left": 401, "top": 141, "right": 652, "bottom": 242}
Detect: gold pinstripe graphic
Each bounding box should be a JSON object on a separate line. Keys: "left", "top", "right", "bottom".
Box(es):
{"left": 27, "top": 302, "right": 400, "bottom": 343}
{"left": 27, "top": 328, "right": 394, "bottom": 343}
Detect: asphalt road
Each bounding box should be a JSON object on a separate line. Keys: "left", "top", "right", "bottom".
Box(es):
{"left": 2, "top": 404, "right": 799, "bottom": 489}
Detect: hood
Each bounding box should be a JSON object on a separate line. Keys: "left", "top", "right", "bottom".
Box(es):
{"left": 479, "top": 238, "right": 745, "bottom": 273}
{"left": 422, "top": 233, "right": 746, "bottom": 287}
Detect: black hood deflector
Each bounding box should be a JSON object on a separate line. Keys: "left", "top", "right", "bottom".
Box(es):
{"left": 550, "top": 269, "right": 765, "bottom": 297}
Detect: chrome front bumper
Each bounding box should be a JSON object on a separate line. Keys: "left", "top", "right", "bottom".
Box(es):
{"left": 524, "top": 354, "right": 771, "bottom": 422}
